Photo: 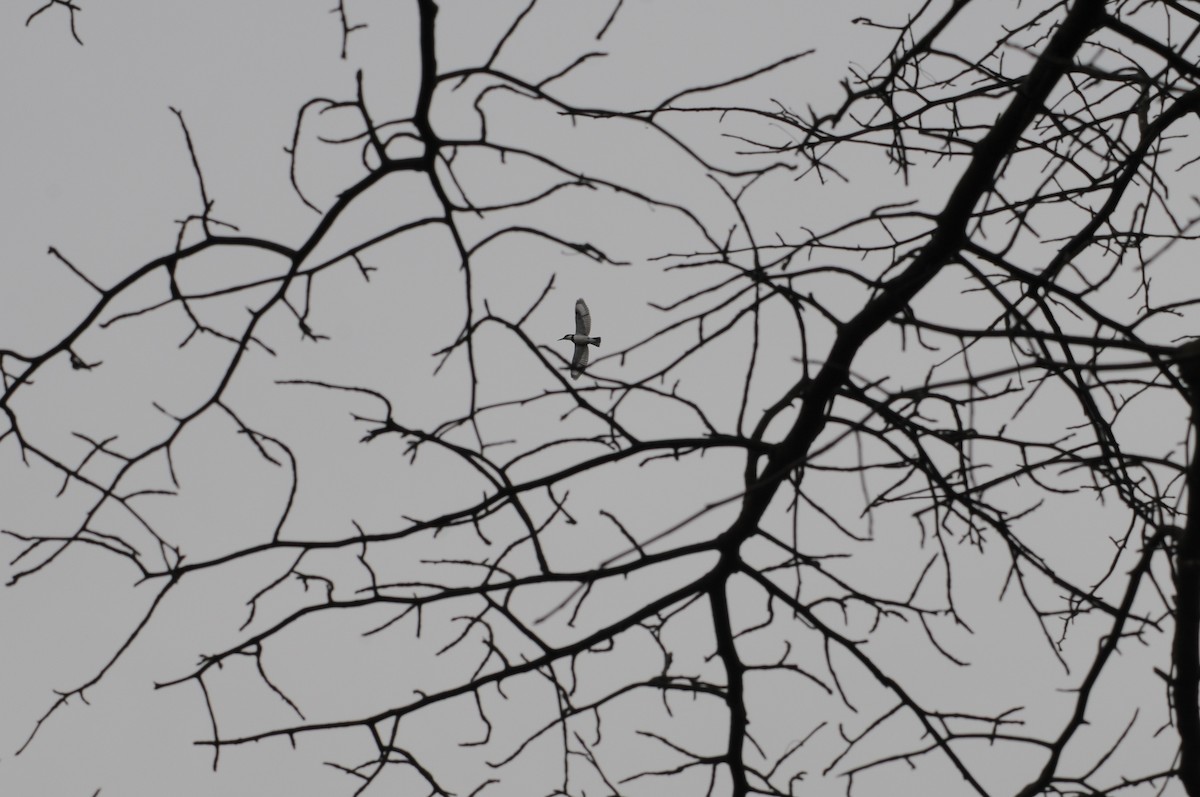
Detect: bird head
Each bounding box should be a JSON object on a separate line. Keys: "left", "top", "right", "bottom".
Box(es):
{"left": 560, "top": 334, "right": 574, "bottom": 341}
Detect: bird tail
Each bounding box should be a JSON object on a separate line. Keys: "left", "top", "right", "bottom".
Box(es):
{"left": 592, "top": 337, "right": 601, "bottom": 346}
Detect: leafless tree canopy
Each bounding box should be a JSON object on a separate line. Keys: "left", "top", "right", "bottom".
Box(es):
{"left": 7, "top": 1, "right": 1200, "bottom": 795}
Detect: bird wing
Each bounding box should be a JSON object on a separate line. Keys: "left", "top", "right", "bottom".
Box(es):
{"left": 575, "top": 298, "right": 591, "bottom": 336}
{"left": 570, "top": 342, "right": 589, "bottom": 379}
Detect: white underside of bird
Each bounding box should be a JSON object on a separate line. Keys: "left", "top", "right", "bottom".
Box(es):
{"left": 561, "top": 298, "right": 601, "bottom": 379}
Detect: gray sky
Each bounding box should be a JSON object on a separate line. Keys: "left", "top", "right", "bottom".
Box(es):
{"left": 1, "top": 1, "right": 1191, "bottom": 795}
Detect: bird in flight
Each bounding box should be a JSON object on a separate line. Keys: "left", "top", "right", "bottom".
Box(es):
{"left": 560, "top": 298, "right": 601, "bottom": 380}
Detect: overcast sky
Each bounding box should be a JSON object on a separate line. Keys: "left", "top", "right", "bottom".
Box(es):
{"left": 1, "top": 2, "right": 1191, "bottom": 796}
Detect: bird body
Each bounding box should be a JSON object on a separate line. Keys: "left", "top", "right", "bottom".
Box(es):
{"left": 561, "top": 298, "right": 601, "bottom": 379}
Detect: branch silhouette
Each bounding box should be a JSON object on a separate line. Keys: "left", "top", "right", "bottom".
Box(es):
{"left": 6, "top": 1, "right": 1200, "bottom": 795}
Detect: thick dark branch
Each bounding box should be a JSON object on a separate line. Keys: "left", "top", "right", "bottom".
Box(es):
{"left": 1175, "top": 362, "right": 1200, "bottom": 796}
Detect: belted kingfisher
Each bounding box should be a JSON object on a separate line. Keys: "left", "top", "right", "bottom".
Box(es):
{"left": 560, "top": 298, "right": 601, "bottom": 380}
